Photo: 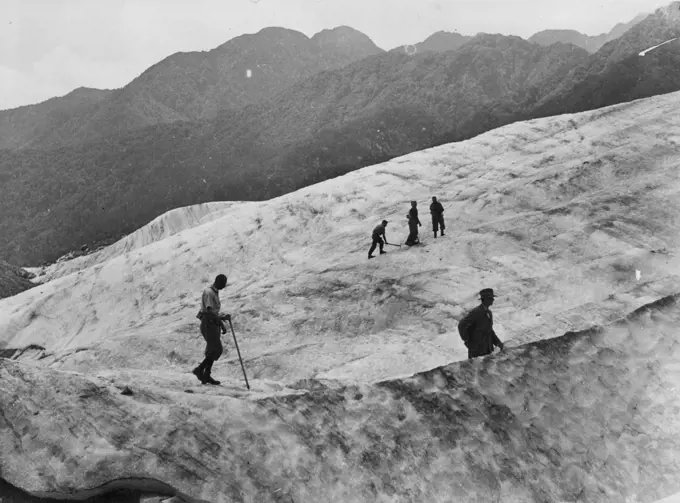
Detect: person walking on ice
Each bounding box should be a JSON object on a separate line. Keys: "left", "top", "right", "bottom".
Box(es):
{"left": 193, "top": 274, "right": 231, "bottom": 385}
{"left": 430, "top": 196, "right": 445, "bottom": 238}
{"left": 369, "top": 220, "right": 389, "bottom": 259}
{"left": 457, "top": 288, "right": 505, "bottom": 359}
{"left": 405, "top": 201, "right": 422, "bottom": 246}
{"left": 405, "top": 212, "right": 420, "bottom": 246}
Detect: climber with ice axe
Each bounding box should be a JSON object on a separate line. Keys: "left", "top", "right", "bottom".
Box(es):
{"left": 193, "top": 274, "right": 250, "bottom": 389}
{"left": 369, "top": 220, "right": 399, "bottom": 258}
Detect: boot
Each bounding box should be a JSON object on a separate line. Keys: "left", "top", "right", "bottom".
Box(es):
{"left": 205, "top": 375, "right": 221, "bottom": 385}
{"left": 441, "top": 230, "right": 445, "bottom": 236}
{"left": 368, "top": 255, "right": 375, "bottom": 259}
{"left": 434, "top": 231, "right": 438, "bottom": 238}
{"left": 380, "top": 250, "right": 386, "bottom": 255}
{"left": 200, "top": 359, "right": 220, "bottom": 385}
{"left": 192, "top": 366, "right": 207, "bottom": 384}
{"left": 203, "top": 363, "right": 220, "bottom": 385}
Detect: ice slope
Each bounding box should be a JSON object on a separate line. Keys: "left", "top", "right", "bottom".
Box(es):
{"left": 37, "top": 201, "right": 237, "bottom": 283}
{"left": 1, "top": 90, "right": 679, "bottom": 387}
{"left": 1, "top": 295, "right": 680, "bottom": 502}
{"left": 2, "top": 88, "right": 680, "bottom": 503}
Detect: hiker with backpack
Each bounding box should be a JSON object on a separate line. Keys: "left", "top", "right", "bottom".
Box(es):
{"left": 405, "top": 201, "right": 422, "bottom": 246}
{"left": 193, "top": 274, "right": 231, "bottom": 385}
{"left": 430, "top": 196, "right": 445, "bottom": 238}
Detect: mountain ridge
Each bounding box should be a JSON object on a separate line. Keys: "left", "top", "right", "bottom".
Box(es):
{"left": 0, "top": 10, "right": 654, "bottom": 150}
{"left": 531, "top": 2, "right": 680, "bottom": 114}
{"left": 0, "top": 26, "right": 384, "bottom": 150}
{"left": 529, "top": 12, "right": 649, "bottom": 52}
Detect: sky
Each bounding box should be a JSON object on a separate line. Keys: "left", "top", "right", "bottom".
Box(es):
{"left": 0, "top": 0, "right": 671, "bottom": 110}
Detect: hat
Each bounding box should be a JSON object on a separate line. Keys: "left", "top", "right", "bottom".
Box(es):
{"left": 479, "top": 288, "right": 495, "bottom": 298}
{"left": 382, "top": 220, "right": 388, "bottom": 225}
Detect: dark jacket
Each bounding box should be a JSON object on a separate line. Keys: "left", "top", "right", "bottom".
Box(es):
{"left": 372, "top": 224, "right": 386, "bottom": 240}
{"left": 430, "top": 202, "right": 444, "bottom": 215}
{"left": 457, "top": 304, "right": 503, "bottom": 358}
{"left": 409, "top": 208, "right": 421, "bottom": 226}
{"left": 408, "top": 215, "right": 419, "bottom": 231}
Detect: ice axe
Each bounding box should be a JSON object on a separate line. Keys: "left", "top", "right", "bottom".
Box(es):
{"left": 386, "top": 242, "right": 401, "bottom": 248}
{"left": 224, "top": 317, "right": 250, "bottom": 390}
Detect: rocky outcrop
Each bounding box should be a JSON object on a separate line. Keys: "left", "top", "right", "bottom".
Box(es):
{"left": 0, "top": 476, "right": 171, "bottom": 503}
{"left": 0, "top": 260, "right": 35, "bottom": 299}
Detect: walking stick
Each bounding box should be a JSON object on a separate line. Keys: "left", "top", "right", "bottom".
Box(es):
{"left": 228, "top": 319, "right": 250, "bottom": 390}
{"left": 386, "top": 242, "right": 402, "bottom": 247}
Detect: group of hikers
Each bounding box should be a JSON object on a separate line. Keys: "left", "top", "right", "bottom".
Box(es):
{"left": 368, "top": 196, "right": 445, "bottom": 259}
{"left": 192, "top": 196, "right": 505, "bottom": 386}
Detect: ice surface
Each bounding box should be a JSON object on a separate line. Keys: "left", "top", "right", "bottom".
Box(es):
{"left": 1, "top": 90, "right": 680, "bottom": 502}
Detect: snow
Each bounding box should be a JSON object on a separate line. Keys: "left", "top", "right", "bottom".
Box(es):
{"left": 639, "top": 37, "right": 678, "bottom": 56}
{"left": 2, "top": 90, "right": 680, "bottom": 385}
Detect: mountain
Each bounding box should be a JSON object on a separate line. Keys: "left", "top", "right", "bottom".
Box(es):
{"left": 416, "top": 30, "right": 472, "bottom": 53}
{"left": 0, "top": 26, "right": 384, "bottom": 150}
{"left": 0, "top": 86, "right": 112, "bottom": 115}
{"left": 0, "top": 35, "right": 590, "bottom": 266}
{"left": 0, "top": 87, "right": 114, "bottom": 150}
{"left": 608, "top": 12, "right": 651, "bottom": 39}
{"left": 311, "top": 25, "right": 382, "bottom": 61}
{"left": 584, "top": 4, "right": 680, "bottom": 68}
{"left": 2, "top": 91, "right": 680, "bottom": 501}
{"left": 529, "top": 29, "right": 608, "bottom": 52}
{"left": 532, "top": 42, "right": 680, "bottom": 118}
{"left": 532, "top": 2, "right": 680, "bottom": 116}
{"left": 407, "top": 12, "right": 648, "bottom": 56}
{"left": 529, "top": 12, "right": 649, "bottom": 52}
{"left": 396, "top": 30, "right": 474, "bottom": 54}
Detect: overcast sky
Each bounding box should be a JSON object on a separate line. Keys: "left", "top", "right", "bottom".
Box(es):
{"left": 0, "top": 0, "right": 670, "bottom": 110}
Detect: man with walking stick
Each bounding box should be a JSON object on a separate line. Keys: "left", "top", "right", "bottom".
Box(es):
{"left": 193, "top": 273, "right": 250, "bottom": 388}
{"left": 193, "top": 274, "right": 231, "bottom": 385}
